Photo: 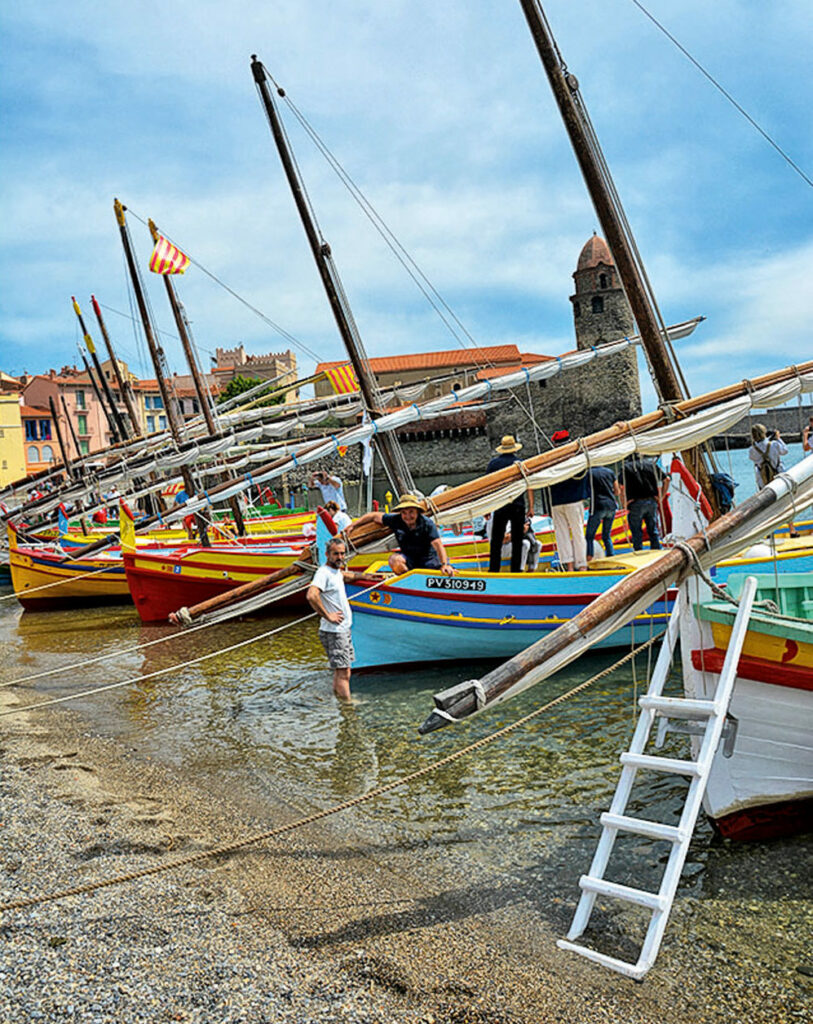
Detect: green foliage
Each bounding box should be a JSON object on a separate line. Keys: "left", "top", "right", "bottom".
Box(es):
{"left": 216, "top": 375, "right": 284, "bottom": 407}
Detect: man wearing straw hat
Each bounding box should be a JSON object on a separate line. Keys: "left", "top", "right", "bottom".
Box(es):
{"left": 354, "top": 494, "right": 456, "bottom": 576}
{"left": 486, "top": 435, "right": 533, "bottom": 573}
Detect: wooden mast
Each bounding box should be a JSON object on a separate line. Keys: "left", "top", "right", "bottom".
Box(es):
{"left": 517, "top": 0, "right": 717, "bottom": 506}
{"left": 113, "top": 198, "right": 209, "bottom": 545}
{"left": 78, "top": 351, "right": 117, "bottom": 445}
{"left": 147, "top": 217, "right": 246, "bottom": 535}
{"left": 250, "top": 56, "right": 413, "bottom": 496}
{"left": 90, "top": 295, "right": 143, "bottom": 437}
{"left": 48, "top": 395, "right": 73, "bottom": 480}
{"left": 71, "top": 298, "right": 128, "bottom": 442}
{"left": 60, "top": 394, "right": 81, "bottom": 457}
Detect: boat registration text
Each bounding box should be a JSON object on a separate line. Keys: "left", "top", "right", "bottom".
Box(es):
{"left": 426, "top": 577, "right": 486, "bottom": 592}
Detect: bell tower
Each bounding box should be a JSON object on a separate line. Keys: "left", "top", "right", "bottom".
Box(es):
{"left": 570, "top": 233, "right": 636, "bottom": 350}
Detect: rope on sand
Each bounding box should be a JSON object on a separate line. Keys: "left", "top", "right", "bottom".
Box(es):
{"left": 0, "top": 633, "right": 663, "bottom": 913}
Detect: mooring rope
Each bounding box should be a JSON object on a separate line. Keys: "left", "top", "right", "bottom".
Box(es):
{"left": 0, "top": 633, "right": 663, "bottom": 913}
{"left": 0, "top": 561, "right": 117, "bottom": 601}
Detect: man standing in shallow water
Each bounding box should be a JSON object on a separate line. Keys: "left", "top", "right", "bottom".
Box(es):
{"left": 307, "top": 537, "right": 364, "bottom": 700}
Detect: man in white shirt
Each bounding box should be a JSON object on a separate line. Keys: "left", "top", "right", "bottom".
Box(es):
{"left": 307, "top": 537, "right": 361, "bottom": 700}
{"left": 309, "top": 470, "right": 347, "bottom": 511}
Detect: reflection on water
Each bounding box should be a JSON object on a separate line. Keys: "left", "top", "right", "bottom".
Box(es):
{"left": 3, "top": 585, "right": 809, "bottom": 920}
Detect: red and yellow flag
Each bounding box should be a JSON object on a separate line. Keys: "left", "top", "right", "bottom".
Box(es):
{"left": 149, "top": 235, "right": 190, "bottom": 275}
{"left": 324, "top": 364, "right": 359, "bottom": 394}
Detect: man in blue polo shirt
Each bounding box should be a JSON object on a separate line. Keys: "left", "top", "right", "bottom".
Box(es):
{"left": 353, "top": 493, "right": 456, "bottom": 576}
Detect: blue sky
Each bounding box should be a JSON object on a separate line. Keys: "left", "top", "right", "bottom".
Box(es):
{"left": 1, "top": 1, "right": 811, "bottom": 412}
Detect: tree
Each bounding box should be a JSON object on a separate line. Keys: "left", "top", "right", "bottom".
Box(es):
{"left": 216, "top": 375, "right": 284, "bottom": 407}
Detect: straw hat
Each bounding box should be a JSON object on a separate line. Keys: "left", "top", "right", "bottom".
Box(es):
{"left": 495, "top": 435, "right": 523, "bottom": 453}
{"left": 392, "top": 493, "right": 426, "bottom": 512}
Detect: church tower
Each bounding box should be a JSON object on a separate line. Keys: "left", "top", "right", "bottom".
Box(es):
{"left": 570, "top": 233, "right": 635, "bottom": 348}
{"left": 568, "top": 233, "right": 641, "bottom": 416}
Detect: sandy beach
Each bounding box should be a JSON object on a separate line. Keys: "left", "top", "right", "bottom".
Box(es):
{"left": 1, "top": 680, "right": 811, "bottom": 1024}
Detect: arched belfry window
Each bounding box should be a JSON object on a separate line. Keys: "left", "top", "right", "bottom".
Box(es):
{"left": 573, "top": 301, "right": 581, "bottom": 318}
{"left": 591, "top": 296, "right": 604, "bottom": 314}
{"left": 599, "top": 273, "right": 608, "bottom": 289}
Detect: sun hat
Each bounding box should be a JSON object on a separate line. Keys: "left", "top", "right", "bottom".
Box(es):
{"left": 495, "top": 435, "right": 523, "bottom": 453}
{"left": 551, "top": 429, "right": 570, "bottom": 443}
{"left": 392, "top": 493, "right": 426, "bottom": 512}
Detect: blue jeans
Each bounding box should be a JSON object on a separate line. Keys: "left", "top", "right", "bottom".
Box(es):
{"left": 586, "top": 509, "right": 615, "bottom": 558}
{"left": 628, "top": 498, "right": 661, "bottom": 551}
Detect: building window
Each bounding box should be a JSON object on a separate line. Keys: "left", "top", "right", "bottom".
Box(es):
{"left": 39, "top": 419, "right": 52, "bottom": 440}
{"left": 1, "top": 460, "right": 6, "bottom": 470}
{"left": 599, "top": 273, "right": 608, "bottom": 289}
{"left": 192, "top": 398, "right": 200, "bottom": 413}
{"left": 27, "top": 445, "right": 39, "bottom": 462}
{"left": 75, "top": 391, "right": 86, "bottom": 409}
{"left": 79, "top": 440, "right": 89, "bottom": 455}
{"left": 77, "top": 415, "right": 88, "bottom": 435}
{"left": 25, "top": 421, "right": 37, "bottom": 441}
{"left": 591, "top": 296, "right": 604, "bottom": 314}
{"left": 147, "top": 415, "right": 155, "bottom": 433}
{"left": 147, "top": 394, "right": 164, "bottom": 410}
{"left": 41, "top": 445, "right": 54, "bottom": 462}
{"left": 573, "top": 301, "right": 581, "bottom": 318}
{"left": 158, "top": 415, "right": 167, "bottom": 430}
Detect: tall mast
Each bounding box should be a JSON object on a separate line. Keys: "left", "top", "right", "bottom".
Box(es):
{"left": 250, "top": 56, "right": 413, "bottom": 496}
{"left": 48, "top": 395, "right": 73, "bottom": 480}
{"left": 517, "top": 0, "right": 716, "bottom": 507}
{"left": 147, "top": 217, "right": 246, "bottom": 535}
{"left": 71, "top": 298, "right": 128, "bottom": 442}
{"left": 113, "top": 198, "right": 209, "bottom": 544}
{"left": 90, "top": 295, "right": 143, "bottom": 437}
{"left": 79, "top": 351, "right": 117, "bottom": 444}
{"left": 60, "top": 393, "right": 81, "bottom": 457}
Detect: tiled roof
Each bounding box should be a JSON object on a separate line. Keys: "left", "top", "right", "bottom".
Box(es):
{"left": 20, "top": 405, "right": 51, "bottom": 417}
{"left": 316, "top": 345, "right": 522, "bottom": 375}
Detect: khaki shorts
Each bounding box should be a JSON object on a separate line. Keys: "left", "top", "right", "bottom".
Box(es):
{"left": 319, "top": 629, "right": 355, "bottom": 669}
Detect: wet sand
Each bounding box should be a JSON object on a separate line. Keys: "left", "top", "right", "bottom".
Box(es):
{"left": 1, "top": 681, "right": 811, "bottom": 1023}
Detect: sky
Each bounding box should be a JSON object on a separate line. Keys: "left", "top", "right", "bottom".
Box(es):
{"left": 1, "top": 0, "right": 811, "bottom": 413}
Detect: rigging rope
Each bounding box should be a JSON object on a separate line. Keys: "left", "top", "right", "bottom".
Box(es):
{"left": 0, "top": 632, "right": 664, "bottom": 914}
{"left": 629, "top": 0, "right": 813, "bottom": 190}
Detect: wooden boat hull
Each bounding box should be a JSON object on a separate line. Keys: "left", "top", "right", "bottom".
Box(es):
{"left": 682, "top": 572, "right": 813, "bottom": 841}
{"left": 347, "top": 548, "right": 813, "bottom": 671}
{"left": 10, "top": 544, "right": 131, "bottom": 609}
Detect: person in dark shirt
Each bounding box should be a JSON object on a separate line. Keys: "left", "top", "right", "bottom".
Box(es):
{"left": 352, "top": 494, "right": 455, "bottom": 576}
{"left": 486, "top": 435, "right": 533, "bottom": 572}
{"left": 620, "top": 453, "right": 667, "bottom": 551}
{"left": 586, "top": 465, "right": 620, "bottom": 560}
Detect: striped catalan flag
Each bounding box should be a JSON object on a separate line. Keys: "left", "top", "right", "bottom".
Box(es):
{"left": 149, "top": 234, "right": 190, "bottom": 275}
{"left": 324, "top": 364, "right": 359, "bottom": 394}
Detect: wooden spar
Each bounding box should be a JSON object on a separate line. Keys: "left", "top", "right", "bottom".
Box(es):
{"left": 71, "top": 298, "right": 128, "bottom": 442}
{"left": 60, "top": 394, "right": 81, "bottom": 459}
{"left": 168, "top": 557, "right": 312, "bottom": 624}
{"left": 58, "top": 355, "right": 813, "bottom": 561}
{"left": 146, "top": 218, "right": 247, "bottom": 537}
{"left": 418, "top": 484, "right": 784, "bottom": 734}
{"left": 517, "top": 0, "right": 717, "bottom": 509}
{"left": 48, "top": 395, "right": 73, "bottom": 480}
{"left": 113, "top": 199, "right": 209, "bottom": 546}
{"left": 250, "top": 56, "right": 413, "bottom": 496}
{"left": 79, "top": 351, "right": 119, "bottom": 445}
{"left": 90, "top": 295, "right": 143, "bottom": 438}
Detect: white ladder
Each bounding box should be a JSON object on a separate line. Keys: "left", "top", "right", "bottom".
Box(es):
{"left": 557, "top": 575, "right": 758, "bottom": 980}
